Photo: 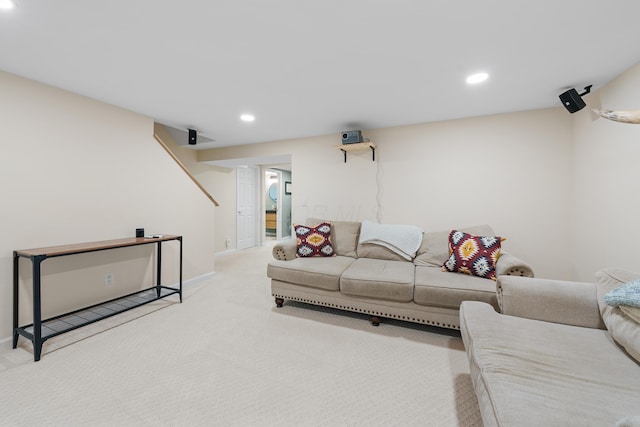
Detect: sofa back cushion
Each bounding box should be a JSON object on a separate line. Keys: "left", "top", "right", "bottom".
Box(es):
{"left": 357, "top": 220, "right": 423, "bottom": 261}
{"left": 306, "top": 218, "right": 360, "bottom": 258}
{"left": 356, "top": 242, "right": 410, "bottom": 262}
{"left": 595, "top": 268, "right": 640, "bottom": 363}
{"left": 414, "top": 224, "right": 496, "bottom": 267}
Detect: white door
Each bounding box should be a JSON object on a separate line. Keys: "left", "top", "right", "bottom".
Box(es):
{"left": 237, "top": 166, "right": 258, "bottom": 250}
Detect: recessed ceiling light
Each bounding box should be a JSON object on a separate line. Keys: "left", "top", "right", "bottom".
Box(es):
{"left": 466, "top": 72, "right": 489, "bottom": 85}
{"left": 240, "top": 114, "right": 255, "bottom": 122}
{"left": 0, "top": 0, "right": 15, "bottom": 10}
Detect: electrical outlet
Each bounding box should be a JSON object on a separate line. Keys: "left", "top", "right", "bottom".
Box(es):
{"left": 225, "top": 238, "right": 231, "bottom": 248}
{"left": 104, "top": 273, "right": 114, "bottom": 287}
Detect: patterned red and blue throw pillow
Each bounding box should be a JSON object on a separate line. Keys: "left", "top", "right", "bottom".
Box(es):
{"left": 294, "top": 222, "right": 335, "bottom": 257}
{"left": 442, "top": 230, "right": 502, "bottom": 280}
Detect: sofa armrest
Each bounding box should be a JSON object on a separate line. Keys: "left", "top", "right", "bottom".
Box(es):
{"left": 495, "top": 252, "right": 534, "bottom": 277}
{"left": 497, "top": 275, "right": 605, "bottom": 329}
{"left": 272, "top": 239, "right": 297, "bottom": 261}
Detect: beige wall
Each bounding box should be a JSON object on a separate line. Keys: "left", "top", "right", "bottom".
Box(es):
{"left": 0, "top": 70, "right": 216, "bottom": 341}
{"left": 171, "top": 142, "right": 236, "bottom": 254}
{"left": 153, "top": 123, "right": 237, "bottom": 254}
{"left": 203, "top": 62, "right": 640, "bottom": 282}
{"left": 202, "top": 108, "right": 575, "bottom": 279}
{"left": 6, "top": 57, "right": 630, "bottom": 343}
{"left": 209, "top": 168, "right": 237, "bottom": 253}
{"left": 571, "top": 63, "right": 640, "bottom": 281}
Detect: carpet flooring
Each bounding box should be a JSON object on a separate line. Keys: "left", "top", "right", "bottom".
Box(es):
{"left": 0, "top": 242, "right": 482, "bottom": 426}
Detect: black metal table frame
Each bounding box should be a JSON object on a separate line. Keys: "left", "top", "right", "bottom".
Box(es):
{"left": 13, "top": 236, "right": 182, "bottom": 361}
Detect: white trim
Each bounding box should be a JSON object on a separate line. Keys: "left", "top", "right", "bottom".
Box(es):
{"left": 183, "top": 272, "right": 215, "bottom": 286}
{"left": 215, "top": 248, "right": 238, "bottom": 256}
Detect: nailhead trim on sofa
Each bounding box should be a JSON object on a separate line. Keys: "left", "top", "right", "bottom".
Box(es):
{"left": 272, "top": 292, "right": 459, "bottom": 330}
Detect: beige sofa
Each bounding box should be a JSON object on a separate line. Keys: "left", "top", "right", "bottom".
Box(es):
{"left": 460, "top": 269, "right": 640, "bottom": 427}
{"left": 267, "top": 219, "right": 533, "bottom": 329}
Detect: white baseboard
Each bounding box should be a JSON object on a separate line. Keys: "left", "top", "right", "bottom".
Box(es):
{"left": 182, "top": 272, "right": 215, "bottom": 286}
{"left": 215, "top": 248, "right": 238, "bottom": 256}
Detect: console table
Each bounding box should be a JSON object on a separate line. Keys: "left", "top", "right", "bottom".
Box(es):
{"left": 13, "top": 235, "right": 182, "bottom": 361}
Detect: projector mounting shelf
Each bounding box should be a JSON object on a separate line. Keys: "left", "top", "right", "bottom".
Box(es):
{"left": 337, "top": 142, "right": 376, "bottom": 163}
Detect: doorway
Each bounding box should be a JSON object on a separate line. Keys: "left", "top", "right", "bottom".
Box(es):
{"left": 265, "top": 170, "right": 278, "bottom": 239}
{"left": 264, "top": 168, "right": 292, "bottom": 240}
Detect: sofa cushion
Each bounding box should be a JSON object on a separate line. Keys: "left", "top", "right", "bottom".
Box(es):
{"left": 267, "top": 256, "right": 355, "bottom": 291}
{"left": 356, "top": 242, "right": 409, "bottom": 262}
{"left": 340, "top": 258, "right": 415, "bottom": 302}
{"left": 460, "top": 301, "right": 640, "bottom": 427}
{"left": 294, "top": 222, "right": 335, "bottom": 257}
{"left": 620, "top": 306, "right": 640, "bottom": 324}
{"left": 414, "top": 224, "right": 495, "bottom": 267}
{"left": 442, "top": 230, "right": 502, "bottom": 281}
{"left": 414, "top": 266, "right": 498, "bottom": 310}
{"left": 596, "top": 268, "right": 640, "bottom": 363}
{"left": 307, "top": 218, "right": 360, "bottom": 258}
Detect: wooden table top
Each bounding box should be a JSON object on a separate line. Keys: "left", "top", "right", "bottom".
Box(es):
{"left": 15, "top": 235, "right": 180, "bottom": 258}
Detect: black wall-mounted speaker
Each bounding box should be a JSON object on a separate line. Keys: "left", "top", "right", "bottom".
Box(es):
{"left": 559, "top": 89, "right": 586, "bottom": 113}
{"left": 188, "top": 128, "right": 197, "bottom": 145}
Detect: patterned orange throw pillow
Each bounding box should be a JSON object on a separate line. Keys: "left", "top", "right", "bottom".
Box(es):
{"left": 442, "top": 230, "right": 502, "bottom": 280}
{"left": 294, "top": 222, "right": 335, "bottom": 257}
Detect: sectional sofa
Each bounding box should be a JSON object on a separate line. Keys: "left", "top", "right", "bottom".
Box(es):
{"left": 267, "top": 219, "right": 534, "bottom": 329}
{"left": 460, "top": 269, "right": 640, "bottom": 426}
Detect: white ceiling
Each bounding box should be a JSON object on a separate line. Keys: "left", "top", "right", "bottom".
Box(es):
{"left": 1, "top": 1, "right": 639, "bottom": 149}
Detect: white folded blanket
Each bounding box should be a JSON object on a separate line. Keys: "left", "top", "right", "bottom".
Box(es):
{"left": 358, "top": 220, "right": 423, "bottom": 260}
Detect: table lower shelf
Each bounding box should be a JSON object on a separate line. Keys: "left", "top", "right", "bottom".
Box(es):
{"left": 16, "top": 286, "right": 180, "bottom": 343}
